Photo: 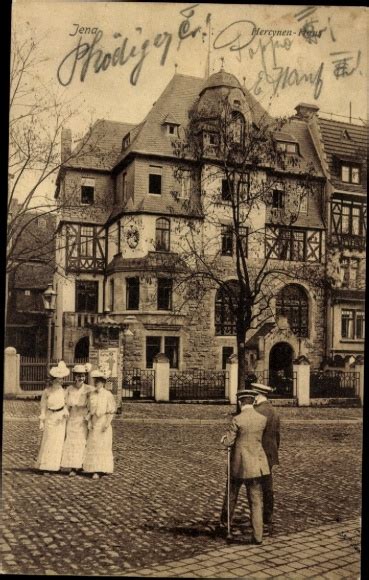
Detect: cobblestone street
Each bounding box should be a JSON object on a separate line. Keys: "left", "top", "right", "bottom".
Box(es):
{"left": 1, "top": 402, "right": 363, "bottom": 577}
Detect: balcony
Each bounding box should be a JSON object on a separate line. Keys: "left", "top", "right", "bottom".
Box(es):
{"left": 64, "top": 312, "right": 98, "bottom": 328}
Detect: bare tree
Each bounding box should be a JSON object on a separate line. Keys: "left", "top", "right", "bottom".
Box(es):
{"left": 169, "top": 97, "right": 325, "bottom": 389}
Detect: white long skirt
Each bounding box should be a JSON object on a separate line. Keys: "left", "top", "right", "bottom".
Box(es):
{"left": 61, "top": 407, "right": 88, "bottom": 469}
{"left": 35, "top": 410, "right": 66, "bottom": 471}
{"left": 83, "top": 415, "right": 114, "bottom": 474}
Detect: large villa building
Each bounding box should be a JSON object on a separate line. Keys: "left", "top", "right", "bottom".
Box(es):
{"left": 51, "top": 70, "right": 367, "bottom": 386}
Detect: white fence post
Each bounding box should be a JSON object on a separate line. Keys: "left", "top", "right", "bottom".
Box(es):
{"left": 153, "top": 354, "right": 170, "bottom": 402}
{"left": 4, "top": 347, "right": 21, "bottom": 396}
{"left": 293, "top": 355, "right": 310, "bottom": 407}
{"left": 226, "top": 354, "right": 238, "bottom": 405}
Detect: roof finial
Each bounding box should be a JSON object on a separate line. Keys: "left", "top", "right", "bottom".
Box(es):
{"left": 243, "top": 76, "right": 246, "bottom": 87}
{"left": 174, "top": 63, "right": 178, "bottom": 75}
{"left": 220, "top": 57, "right": 225, "bottom": 70}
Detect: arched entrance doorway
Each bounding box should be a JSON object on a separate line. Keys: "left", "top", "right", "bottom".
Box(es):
{"left": 269, "top": 342, "right": 294, "bottom": 396}
{"left": 74, "top": 336, "right": 89, "bottom": 360}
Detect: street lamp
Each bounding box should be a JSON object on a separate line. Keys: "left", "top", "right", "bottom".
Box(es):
{"left": 42, "top": 283, "right": 57, "bottom": 368}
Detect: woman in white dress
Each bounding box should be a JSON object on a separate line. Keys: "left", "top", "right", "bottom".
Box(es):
{"left": 61, "top": 363, "right": 94, "bottom": 476}
{"left": 35, "top": 362, "right": 70, "bottom": 473}
{"left": 83, "top": 368, "right": 116, "bottom": 480}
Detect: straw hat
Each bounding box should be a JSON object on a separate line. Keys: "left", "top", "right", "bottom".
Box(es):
{"left": 72, "top": 363, "right": 92, "bottom": 374}
{"left": 91, "top": 367, "right": 111, "bottom": 380}
{"left": 49, "top": 361, "right": 70, "bottom": 379}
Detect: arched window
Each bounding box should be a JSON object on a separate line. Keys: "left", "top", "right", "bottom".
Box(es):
{"left": 230, "top": 111, "right": 245, "bottom": 144}
{"left": 276, "top": 284, "right": 308, "bottom": 337}
{"left": 155, "top": 218, "right": 170, "bottom": 251}
{"left": 215, "top": 281, "right": 239, "bottom": 335}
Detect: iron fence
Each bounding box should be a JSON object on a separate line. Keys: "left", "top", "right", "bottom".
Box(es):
{"left": 169, "top": 369, "right": 228, "bottom": 400}
{"left": 122, "top": 369, "right": 155, "bottom": 399}
{"left": 19, "top": 357, "right": 89, "bottom": 391}
{"left": 310, "top": 371, "right": 359, "bottom": 398}
{"left": 245, "top": 371, "right": 296, "bottom": 398}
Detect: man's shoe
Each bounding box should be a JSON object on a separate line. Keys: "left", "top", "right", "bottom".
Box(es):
{"left": 251, "top": 537, "right": 263, "bottom": 545}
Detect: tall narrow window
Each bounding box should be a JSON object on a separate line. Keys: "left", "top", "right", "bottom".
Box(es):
{"left": 180, "top": 170, "right": 191, "bottom": 199}
{"left": 276, "top": 284, "right": 308, "bottom": 337}
{"left": 221, "top": 225, "right": 233, "bottom": 256}
{"left": 76, "top": 280, "right": 98, "bottom": 313}
{"left": 164, "top": 337, "right": 179, "bottom": 368}
{"left": 221, "top": 179, "right": 232, "bottom": 201}
{"left": 215, "top": 281, "right": 239, "bottom": 335}
{"left": 157, "top": 278, "right": 172, "bottom": 310}
{"left": 341, "top": 309, "right": 354, "bottom": 339}
{"left": 126, "top": 277, "right": 139, "bottom": 310}
{"left": 231, "top": 111, "right": 245, "bottom": 144}
{"left": 146, "top": 336, "right": 161, "bottom": 368}
{"left": 155, "top": 218, "right": 170, "bottom": 251}
{"left": 81, "top": 178, "right": 95, "bottom": 205}
{"left": 272, "top": 189, "right": 285, "bottom": 209}
{"left": 149, "top": 166, "right": 162, "bottom": 194}
{"left": 80, "top": 226, "right": 94, "bottom": 257}
{"left": 222, "top": 346, "right": 234, "bottom": 369}
{"left": 109, "top": 279, "right": 115, "bottom": 311}
{"left": 122, "top": 172, "right": 127, "bottom": 201}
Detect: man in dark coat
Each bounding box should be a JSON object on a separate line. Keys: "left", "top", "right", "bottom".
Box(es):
{"left": 252, "top": 383, "right": 280, "bottom": 535}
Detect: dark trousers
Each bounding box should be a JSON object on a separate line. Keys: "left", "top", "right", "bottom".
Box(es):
{"left": 261, "top": 473, "right": 274, "bottom": 524}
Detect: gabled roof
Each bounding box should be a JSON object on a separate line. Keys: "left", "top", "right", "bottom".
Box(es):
{"left": 114, "top": 74, "right": 205, "bottom": 167}
{"left": 316, "top": 117, "right": 368, "bottom": 193}
{"left": 66, "top": 119, "right": 136, "bottom": 171}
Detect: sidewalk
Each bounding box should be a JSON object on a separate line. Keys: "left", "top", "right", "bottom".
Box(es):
{"left": 122, "top": 519, "right": 361, "bottom": 579}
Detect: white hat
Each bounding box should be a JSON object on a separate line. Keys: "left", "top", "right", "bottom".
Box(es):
{"left": 251, "top": 383, "right": 274, "bottom": 394}
{"left": 49, "top": 361, "right": 70, "bottom": 379}
{"left": 72, "top": 363, "right": 92, "bottom": 374}
{"left": 91, "top": 368, "right": 111, "bottom": 380}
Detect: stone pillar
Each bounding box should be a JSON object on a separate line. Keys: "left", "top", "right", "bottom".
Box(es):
{"left": 355, "top": 356, "right": 364, "bottom": 406}
{"left": 227, "top": 354, "right": 238, "bottom": 405}
{"left": 4, "top": 347, "right": 21, "bottom": 396}
{"left": 293, "top": 355, "right": 310, "bottom": 407}
{"left": 153, "top": 353, "right": 170, "bottom": 402}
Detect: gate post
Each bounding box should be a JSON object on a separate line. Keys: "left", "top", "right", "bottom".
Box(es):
{"left": 293, "top": 355, "right": 310, "bottom": 406}
{"left": 226, "top": 354, "right": 238, "bottom": 405}
{"left": 355, "top": 356, "right": 364, "bottom": 405}
{"left": 4, "top": 347, "right": 21, "bottom": 396}
{"left": 153, "top": 354, "right": 170, "bottom": 402}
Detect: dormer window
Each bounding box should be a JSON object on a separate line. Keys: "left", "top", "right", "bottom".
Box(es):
{"left": 167, "top": 124, "right": 177, "bottom": 136}
{"left": 122, "top": 133, "right": 130, "bottom": 150}
{"left": 276, "top": 142, "right": 298, "bottom": 154}
{"left": 233, "top": 99, "right": 241, "bottom": 107}
{"left": 341, "top": 163, "right": 361, "bottom": 184}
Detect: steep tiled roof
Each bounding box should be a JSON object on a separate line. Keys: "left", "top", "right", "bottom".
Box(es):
{"left": 66, "top": 119, "right": 136, "bottom": 171}
{"left": 282, "top": 119, "right": 324, "bottom": 177}
{"left": 114, "top": 74, "right": 205, "bottom": 167}
{"left": 316, "top": 118, "right": 368, "bottom": 193}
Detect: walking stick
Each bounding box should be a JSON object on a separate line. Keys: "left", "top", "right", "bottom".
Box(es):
{"left": 226, "top": 446, "right": 233, "bottom": 541}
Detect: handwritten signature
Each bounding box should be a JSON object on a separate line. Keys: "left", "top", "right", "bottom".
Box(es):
{"left": 57, "top": 4, "right": 204, "bottom": 87}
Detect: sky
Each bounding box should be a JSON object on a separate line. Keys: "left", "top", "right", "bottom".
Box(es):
{"left": 10, "top": 1, "right": 369, "bottom": 202}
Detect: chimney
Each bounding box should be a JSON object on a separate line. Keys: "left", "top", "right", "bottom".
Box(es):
{"left": 61, "top": 128, "right": 72, "bottom": 162}
{"left": 294, "top": 103, "right": 319, "bottom": 121}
